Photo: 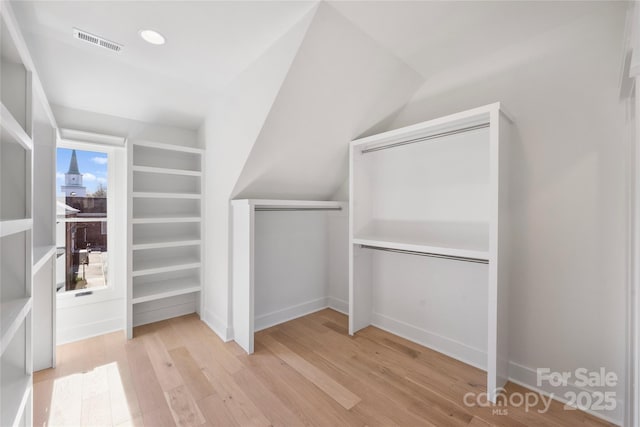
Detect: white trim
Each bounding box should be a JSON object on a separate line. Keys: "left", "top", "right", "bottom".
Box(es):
{"left": 132, "top": 300, "right": 197, "bottom": 327}
{"left": 56, "top": 317, "right": 122, "bottom": 345}
{"left": 58, "top": 128, "right": 126, "bottom": 147}
{"left": 254, "top": 297, "right": 329, "bottom": 332}
{"left": 132, "top": 239, "right": 201, "bottom": 251}
{"left": 131, "top": 216, "right": 201, "bottom": 224}
{"left": 370, "top": 311, "right": 487, "bottom": 371}
{"left": 328, "top": 297, "right": 348, "bottom": 315}
{"left": 131, "top": 192, "right": 201, "bottom": 199}
{"left": 202, "top": 308, "right": 233, "bottom": 342}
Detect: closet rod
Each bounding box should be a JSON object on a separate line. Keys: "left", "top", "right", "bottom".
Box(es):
{"left": 361, "top": 122, "right": 489, "bottom": 154}
{"left": 255, "top": 207, "right": 342, "bottom": 212}
{"left": 359, "top": 245, "right": 489, "bottom": 264}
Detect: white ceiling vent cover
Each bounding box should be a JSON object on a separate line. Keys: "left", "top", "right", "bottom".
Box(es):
{"left": 73, "top": 28, "right": 123, "bottom": 53}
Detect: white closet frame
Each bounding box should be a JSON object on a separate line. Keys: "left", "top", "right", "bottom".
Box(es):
{"left": 349, "top": 103, "right": 512, "bottom": 402}
{"left": 232, "top": 199, "right": 346, "bottom": 354}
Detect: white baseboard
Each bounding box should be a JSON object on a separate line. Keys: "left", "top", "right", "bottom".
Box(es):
{"left": 371, "top": 312, "right": 487, "bottom": 371}
{"left": 133, "top": 301, "right": 196, "bottom": 327}
{"left": 202, "top": 308, "right": 233, "bottom": 342}
{"left": 56, "top": 317, "right": 122, "bottom": 345}
{"left": 327, "top": 297, "right": 348, "bottom": 315}
{"left": 508, "top": 362, "right": 623, "bottom": 426}
{"left": 254, "top": 297, "right": 329, "bottom": 332}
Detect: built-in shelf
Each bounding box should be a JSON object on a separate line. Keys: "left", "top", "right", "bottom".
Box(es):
{"left": 0, "top": 298, "right": 31, "bottom": 356}
{"left": 353, "top": 221, "right": 489, "bottom": 261}
{"left": 128, "top": 138, "right": 203, "bottom": 338}
{"left": 33, "top": 245, "right": 55, "bottom": 273}
{"left": 132, "top": 239, "right": 200, "bottom": 251}
{"left": 132, "top": 277, "right": 201, "bottom": 304}
{"left": 353, "top": 237, "right": 489, "bottom": 262}
{"left": 132, "top": 216, "right": 201, "bottom": 224}
{"left": 1, "top": 102, "right": 32, "bottom": 151}
{"left": 132, "top": 192, "right": 201, "bottom": 199}
{"left": 0, "top": 369, "right": 31, "bottom": 427}
{"left": 132, "top": 258, "right": 201, "bottom": 277}
{"left": 133, "top": 140, "right": 204, "bottom": 154}
{"left": 132, "top": 165, "right": 201, "bottom": 177}
{"left": 0, "top": 219, "right": 32, "bottom": 238}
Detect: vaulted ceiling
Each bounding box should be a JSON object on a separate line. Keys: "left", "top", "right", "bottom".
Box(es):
{"left": 12, "top": 1, "right": 608, "bottom": 131}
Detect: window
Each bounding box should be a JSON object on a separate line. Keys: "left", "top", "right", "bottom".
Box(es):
{"left": 56, "top": 147, "right": 109, "bottom": 293}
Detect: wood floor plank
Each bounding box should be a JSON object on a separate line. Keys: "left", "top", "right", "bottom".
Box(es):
{"left": 232, "top": 363, "right": 307, "bottom": 426}
{"left": 164, "top": 384, "right": 206, "bottom": 427}
{"left": 197, "top": 393, "right": 240, "bottom": 427}
{"left": 125, "top": 338, "right": 173, "bottom": 418}
{"left": 169, "top": 347, "right": 216, "bottom": 401}
{"left": 260, "top": 333, "right": 361, "bottom": 410}
{"left": 143, "top": 332, "right": 184, "bottom": 391}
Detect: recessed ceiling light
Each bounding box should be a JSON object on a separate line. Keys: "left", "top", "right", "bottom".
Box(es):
{"left": 139, "top": 29, "right": 165, "bottom": 45}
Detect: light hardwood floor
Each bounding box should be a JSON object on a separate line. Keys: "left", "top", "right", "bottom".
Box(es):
{"left": 34, "top": 309, "right": 613, "bottom": 426}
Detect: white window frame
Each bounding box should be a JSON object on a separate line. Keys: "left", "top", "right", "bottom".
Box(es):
{"left": 56, "top": 139, "right": 123, "bottom": 307}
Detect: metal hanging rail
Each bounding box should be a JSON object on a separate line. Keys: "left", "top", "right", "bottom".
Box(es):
{"left": 255, "top": 207, "right": 343, "bottom": 212}
{"left": 361, "top": 122, "right": 489, "bottom": 154}
{"left": 359, "top": 244, "right": 489, "bottom": 264}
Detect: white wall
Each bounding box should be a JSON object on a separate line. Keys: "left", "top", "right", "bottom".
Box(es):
{"left": 253, "top": 210, "right": 348, "bottom": 329}
{"left": 52, "top": 105, "right": 199, "bottom": 343}
{"left": 379, "top": 4, "right": 628, "bottom": 423}
{"left": 199, "top": 8, "right": 316, "bottom": 340}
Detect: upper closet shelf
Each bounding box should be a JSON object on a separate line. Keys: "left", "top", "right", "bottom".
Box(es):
{"left": 232, "top": 199, "right": 346, "bottom": 211}
{"left": 1, "top": 103, "right": 32, "bottom": 151}
{"left": 132, "top": 165, "right": 202, "bottom": 177}
{"left": 132, "top": 140, "right": 203, "bottom": 154}
{"left": 354, "top": 221, "right": 489, "bottom": 260}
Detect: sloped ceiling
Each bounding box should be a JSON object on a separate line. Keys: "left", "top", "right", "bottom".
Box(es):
{"left": 231, "top": 2, "right": 423, "bottom": 200}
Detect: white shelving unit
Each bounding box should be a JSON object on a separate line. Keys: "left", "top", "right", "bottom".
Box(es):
{"left": 127, "top": 140, "right": 204, "bottom": 338}
{"left": 1, "top": 6, "right": 34, "bottom": 424}
{"left": 349, "top": 103, "right": 512, "bottom": 402}
{"left": 232, "top": 199, "right": 348, "bottom": 354}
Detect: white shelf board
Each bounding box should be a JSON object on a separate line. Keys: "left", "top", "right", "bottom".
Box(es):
{"left": 353, "top": 237, "right": 489, "bottom": 261}
{"left": 353, "top": 222, "right": 489, "bottom": 261}
{"left": 132, "top": 258, "right": 201, "bottom": 277}
{"left": 132, "top": 277, "right": 201, "bottom": 304}
{"left": 132, "top": 165, "right": 201, "bottom": 177}
{"left": 1, "top": 102, "right": 32, "bottom": 151}
{"left": 233, "top": 199, "right": 346, "bottom": 210}
{"left": 132, "top": 239, "right": 200, "bottom": 251}
{"left": 0, "top": 298, "right": 31, "bottom": 356}
{"left": 132, "top": 216, "right": 201, "bottom": 224}
{"left": 0, "top": 219, "right": 32, "bottom": 238}
{"left": 132, "top": 140, "right": 203, "bottom": 154}
{"left": 33, "top": 245, "right": 55, "bottom": 273}
{"left": 0, "top": 369, "right": 31, "bottom": 427}
{"left": 132, "top": 192, "right": 201, "bottom": 200}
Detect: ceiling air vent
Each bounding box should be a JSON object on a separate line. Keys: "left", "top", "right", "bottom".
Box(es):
{"left": 73, "top": 28, "right": 123, "bottom": 53}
